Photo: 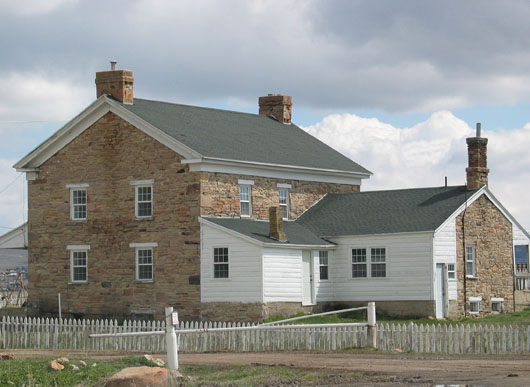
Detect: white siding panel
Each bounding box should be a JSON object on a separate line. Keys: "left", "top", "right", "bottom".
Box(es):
{"left": 434, "top": 219, "right": 457, "bottom": 300}
{"left": 513, "top": 224, "right": 530, "bottom": 246}
{"left": 263, "top": 248, "right": 302, "bottom": 302}
{"left": 201, "top": 223, "right": 263, "bottom": 302}
{"left": 330, "top": 233, "right": 433, "bottom": 301}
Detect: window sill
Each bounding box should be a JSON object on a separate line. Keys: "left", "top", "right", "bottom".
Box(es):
{"left": 70, "top": 219, "right": 87, "bottom": 222}
{"left": 135, "top": 216, "right": 154, "bottom": 221}
{"left": 466, "top": 275, "right": 478, "bottom": 280}
{"left": 212, "top": 278, "right": 230, "bottom": 281}
{"left": 351, "top": 277, "right": 388, "bottom": 280}
{"left": 68, "top": 281, "right": 87, "bottom": 285}
{"left": 134, "top": 280, "right": 154, "bottom": 284}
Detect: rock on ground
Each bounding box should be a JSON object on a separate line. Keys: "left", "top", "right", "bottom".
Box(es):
{"left": 105, "top": 366, "right": 182, "bottom": 387}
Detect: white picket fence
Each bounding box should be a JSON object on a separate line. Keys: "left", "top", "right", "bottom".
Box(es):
{"left": 1, "top": 316, "right": 529, "bottom": 354}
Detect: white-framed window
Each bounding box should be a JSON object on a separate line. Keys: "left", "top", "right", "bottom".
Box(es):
{"left": 213, "top": 247, "right": 229, "bottom": 279}
{"left": 447, "top": 263, "right": 456, "bottom": 280}
{"left": 130, "top": 242, "right": 157, "bottom": 282}
{"left": 319, "top": 251, "right": 329, "bottom": 280}
{"left": 239, "top": 185, "right": 252, "bottom": 217}
{"left": 469, "top": 296, "right": 481, "bottom": 314}
{"left": 491, "top": 297, "right": 504, "bottom": 313}
{"left": 371, "top": 248, "right": 386, "bottom": 277}
{"left": 67, "top": 184, "right": 88, "bottom": 220}
{"left": 277, "top": 183, "right": 291, "bottom": 220}
{"left": 67, "top": 245, "right": 90, "bottom": 283}
{"left": 130, "top": 180, "right": 154, "bottom": 218}
{"left": 352, "top": 248, "right": 367, "bottom": 278}
{"left": 466, "top": 244, "right": 476, "bottom": 277}
{"left": 352, "top": 247, "right": 386, "bottom": 278}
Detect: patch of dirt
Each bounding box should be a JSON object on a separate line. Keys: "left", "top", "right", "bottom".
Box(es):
{"left": 3, "top": 349, "right": 530, "bottom": 386}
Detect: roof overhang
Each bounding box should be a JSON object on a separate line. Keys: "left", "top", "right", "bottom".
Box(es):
{"left": 199, "top": 217, "right": 336, "bottom": 249}
{"left": 184, "top": 157, "right": 370, "bottom": 185}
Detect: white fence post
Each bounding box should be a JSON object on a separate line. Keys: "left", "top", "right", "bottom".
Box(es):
{"left": 367, "top": 302, "right": 377, "bottom": 348}
{"left": 165, "top": 307, "right": 178, "bottom": 371}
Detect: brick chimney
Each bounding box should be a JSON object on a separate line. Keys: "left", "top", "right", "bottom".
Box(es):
{"left": 466, "top": 123, "right": 489, "bottom": 189}
{"left": 269, "top": 207, "right": 287, "bottom": 242}
{"left": 95, "top": 61, "right": 134, "bottom": 104}
{"left": 259, "top": 94, "right": 292, "bottom": 124}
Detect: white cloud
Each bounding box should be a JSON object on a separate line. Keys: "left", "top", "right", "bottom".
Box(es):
{"left": 0, "top": 158, "right": 26, "bottom": 230}
{"left": 0, "top": 72, "right": 92, "bottom": 121}
{"left": 0, "top": 0, "right": 78, "bottom": 16}
{"left": 304, "top": 112, "right": 530, "bottom": 230}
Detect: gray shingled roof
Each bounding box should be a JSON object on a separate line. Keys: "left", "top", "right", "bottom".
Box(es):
{"left": 296, "top": 186, "right": 478, "bottom": 236}
{"left": 202, "top": 217, "right": 334, "bottom": 246}
{"left": 121, "top": 98, "right": 371, "bottom": 175}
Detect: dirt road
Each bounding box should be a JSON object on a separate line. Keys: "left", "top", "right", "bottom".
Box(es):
{"left": 3, "top": 349, "right": 530, "bottom": 385}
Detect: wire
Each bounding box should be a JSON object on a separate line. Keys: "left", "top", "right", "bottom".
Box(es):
{"left": 0, "top": 173, "right": 23, "bottom": 195}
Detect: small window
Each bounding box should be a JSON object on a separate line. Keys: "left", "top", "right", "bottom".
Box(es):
{"left": 447, "top": 264, "right": 456, "bottom": 279}
{"left": 491, "top": 298, "right": 504, "bottom": 313}
{"left": 136, "top": 248, "right": 153, "bottom": 281}
{"left": 319, "top": 251, "right": 329, "bottom": 280}
{"left": 71, "top": 188, "right": 87, "bottom": 220}
{"left": 469, "top": 297, "right": 481, "bottom": 314}
{"left": 136, "top": 185, "right": 153, "bottom": 218}
{"left": 466, "top": 245, "right": 476, "bottom": 277}
{"left": 352, "top": 248, "right": 367, "bottom": 278}
{"left": 71, "top": 250, "right": 88, "bottom": 283}
{"left": 214, "top": 247, "right": 229, "bottom": 278}
{"left": 371, "top": 248, "right": 386, "bottom": 278}
{"left": 240, "top": 185, "right": 252, "bottom": 217}
{"left": 279, "top": 189, "right": 289, "bottom": 220}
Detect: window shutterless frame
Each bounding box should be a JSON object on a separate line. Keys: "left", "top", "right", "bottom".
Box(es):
{"left": 66, "top": 183, "right": 88, "bottom": 221}
{"left": 68, "top": 247, "right": 89, "bottom": 283}
{"left": 239, "top": 185, "right": 252, "bottom": 217}
{"left": 213, "top": 247, "right": 229, "bottom": 279}
{"left": 278, "top": 188, "right": 289, "bottom": 220}
{"left": 466, "top": 244, "right": 476, "bottom": 277}
{"left": 319, "top": 250, "right": 329, "bottom": 280}
{"left": 136, "top": 248, "right": 154, "bottom": 281}
{"left": 135, "top": 185, "right": 153, "bottom": 218}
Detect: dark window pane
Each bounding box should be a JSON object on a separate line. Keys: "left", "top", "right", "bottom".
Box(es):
{"left": 320, "top": 266, "right": 328, "bottom": 280}
{"left": 352, "top": 264, "right": 367, "bottom": 278}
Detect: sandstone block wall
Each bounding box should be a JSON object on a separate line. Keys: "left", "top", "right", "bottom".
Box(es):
{"left": 200, "top": 173, "right": 359, "bottom": 220}
{"left": 28, "top": 112, "right": 201, "bottom": 320}
{"left": 455, "top": 195, "right": 514, "bottom": 316}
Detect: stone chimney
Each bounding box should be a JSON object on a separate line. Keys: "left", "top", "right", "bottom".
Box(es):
{"left": 95, "top": 61, "right": 134, "bottom": 104}
{"left": 466, "top": 123, "right": 489, "bottom": 189}
{"left": 269, "top": 207, "right": 287, "bottom": 242}
{"left": 259, "top": 94, "right": 292, "bottom": 124}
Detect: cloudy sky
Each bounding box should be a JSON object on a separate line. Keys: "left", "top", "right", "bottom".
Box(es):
{"left": 1, "top": 0, "right": 530, "bottom": 231}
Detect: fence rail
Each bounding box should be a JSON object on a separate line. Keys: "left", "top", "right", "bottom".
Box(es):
{"left": 1, "top": 316, "right": 529, "bottom": 354}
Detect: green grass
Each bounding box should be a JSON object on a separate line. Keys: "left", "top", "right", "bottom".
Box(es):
{"left": 0, "top": 358, "right": 361, "bottom": 387}
{"left": 263, "top": 308, "right": 530, "bottom": 326}
{"left": 0, "top": 356, "right": 150, "bottom": 386}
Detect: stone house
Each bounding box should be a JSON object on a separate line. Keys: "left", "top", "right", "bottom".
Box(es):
{"left": 14, "top": 65, "right": 529, "bottom": 321}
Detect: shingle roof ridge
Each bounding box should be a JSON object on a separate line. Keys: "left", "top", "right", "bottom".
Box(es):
{"left": 133, "top": 97, "right": 282, "bottom": 122}
{"left": 327, "top": 185, "right": 468, "bottom": 197}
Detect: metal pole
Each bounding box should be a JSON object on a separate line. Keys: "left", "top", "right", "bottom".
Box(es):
{"left": 165, "top": 306, "right": 178, "bottom": 370}
{"left": 58, "top": 293, "right": 62, "bottom": 321}
{"left": 367, "top": 302, "right": 377, "bottom": 348}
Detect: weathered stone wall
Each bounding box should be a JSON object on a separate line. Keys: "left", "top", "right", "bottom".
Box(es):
{"left": 200, "top": 173, "right": 359, "bottom": 220}
{"left": 28, "top": 112, "right": 201, "bottom": 320}
{"left": 455, "top": 195, "right": 514, "bottom": 316}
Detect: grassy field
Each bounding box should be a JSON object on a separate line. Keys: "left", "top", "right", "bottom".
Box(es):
{"left": 0, "top": 357, "right": 360, "bottom": 386}
{"left": 264, "top": 307, "right": 530, "bottom": 326}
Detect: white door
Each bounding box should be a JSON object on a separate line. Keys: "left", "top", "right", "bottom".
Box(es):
{"left": 435, "top": 263, "right": 446, "bottom": 318}
{"left": 302, "top": 251, "right": 314, "bottom": 305}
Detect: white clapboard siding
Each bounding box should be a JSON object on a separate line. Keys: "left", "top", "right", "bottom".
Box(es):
{"left": 314, "top": 250, "right": 334, "bottom": 302}
{"left": 329, "top": 232, "right": 434, "bottom": 301}
{"left": 200, "top": 223, "right": 263, "bottom": 302}
{"left": 434, "top": 219, "right": 458, "bottom": 300}
{"left": 263, "top": 248, "right": 302, "bottom": 302}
